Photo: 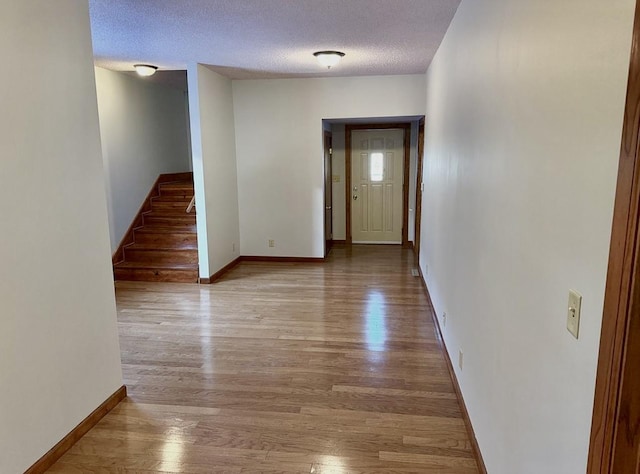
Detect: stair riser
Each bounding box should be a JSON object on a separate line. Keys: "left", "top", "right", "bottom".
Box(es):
{"left": 159, "top": 193, "right": 194, "bottom": 200}
{"left": 136, "top": 225, "right": 197, "bottom": 233}
{"left": 159, "top": 182, "right": 194, "bottom": 189}
{"left": 151, "top": 194, "right": 193, "bottom": 203}
{"left": 144, "top": 215, "right": 197, "bottom": 226}
{"left": 159, "top": 186, "right": 194, "bottom": 196}
{"left": 124, "top": 248, "right": 198, "bottom": 264}
{"left": 113, "top": 178, "right": 197, "bottom": 283}
{"left": 149, "top": 208, "right": 197, "bottom": 216}
{"left": 151, "top": 200, "right": 192, "bottom": 209}
{"left": 134, "top": 232, "right": 198, "bottom": 247}
{"left": 114, "top": 267, "right": 199, "bottom": 283}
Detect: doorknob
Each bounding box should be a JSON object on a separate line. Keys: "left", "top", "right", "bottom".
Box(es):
{"left": 353, "top": 194, "right": 358, "bottom": 200}
{"left": 325, "top": 206, "right": 332, "bottom": 210}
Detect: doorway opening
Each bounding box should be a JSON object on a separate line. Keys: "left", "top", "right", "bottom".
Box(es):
{"left": 323, "top": 130, "right": 333, "bottom": 257}
{"left": 321, "top": 116, "right": 425, "bottom": 253}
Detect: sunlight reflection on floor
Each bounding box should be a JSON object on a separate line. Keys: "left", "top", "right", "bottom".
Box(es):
{"left": 364, "top": 289, "right": 387, "bottom": 352}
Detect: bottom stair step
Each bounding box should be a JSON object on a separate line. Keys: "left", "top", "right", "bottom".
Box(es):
{"left": 114, "top": 262, "right": 199, "bottom": 283}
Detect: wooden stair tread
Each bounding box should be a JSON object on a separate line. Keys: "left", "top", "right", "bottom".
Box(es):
{"left": 158, "top": 179, "right": 193, "bottom": 184}
{"left": 114, "top": 261, "right": 198, "bottom": 270}
{"left": 150, "top": 207, "right": 193, "bottom": 213}
{"left": 144, "top": 210, "right": 195, "bottom": 216}
{"left": 143, "top": 221, "right": 196, "bottom": 228}
{"left": 151, "top": 202, "right": 193, "bottom": 208}
{"left": 159, "top": 180, "right": 193, "bottom": 185}
{"left": 134, "top": 226, "right": 196, "bottom": 234}
{"left": 145, "top": 211, "right": 197, "bottom": 218}
{"left": 158, "top": 183, "right": 194, "bottom": 191}
{"left": 125, "top": 243, "right": 197, "bottom": 251}
{"left": 114, "top": 173, "right": 199, "bottom": 283}
{"left": 152, "top": 196, "right": 193, "bottom": 202}
{"left": 147, "top": 210, "right": 196, "bottom": 215}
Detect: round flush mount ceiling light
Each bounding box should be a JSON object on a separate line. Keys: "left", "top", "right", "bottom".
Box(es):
{"left": 313, "top": 51, "right": 345, "bottom": 69}
{"left": 134, "top": 64, "right": 158, "bottom": 77}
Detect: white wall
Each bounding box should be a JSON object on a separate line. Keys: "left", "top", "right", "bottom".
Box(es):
{"left": 419, "top": 1, "right": 634, "bottom": 473}
{"left": 95, "top": 67, "right": 191, "bottom": 252}
{"left": 0, "top": 2, "right": 123, "bottom": 472}
{"left": 233, "top": 75, "right": 426, "bottom": 257}
{"left": 408, "top": 121, "right": 419, "bottom": 242}
{"left": 188, "top": 64, "right": 241, "bottom": 277}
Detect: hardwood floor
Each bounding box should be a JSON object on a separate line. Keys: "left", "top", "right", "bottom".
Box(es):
{"left": 49, "top": 245, "right": 478, "bottom": 473}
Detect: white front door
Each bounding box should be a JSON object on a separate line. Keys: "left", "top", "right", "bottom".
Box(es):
{"left": 351, "top": 129, "right": 403, "bottom": 243}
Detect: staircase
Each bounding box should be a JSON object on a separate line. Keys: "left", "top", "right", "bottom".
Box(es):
{"left": 113, "top": 175, "right": 199, "bottom": 283}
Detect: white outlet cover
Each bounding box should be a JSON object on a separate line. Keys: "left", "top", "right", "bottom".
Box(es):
{"left": 458, "top": 349, "right": 463, "bottom": 370}
{"left": 567, "top": 289, "right": 582, "bottom": 339}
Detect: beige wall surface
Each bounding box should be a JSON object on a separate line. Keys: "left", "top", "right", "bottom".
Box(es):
{"left": 419, "top": 1, "right": 635, "bottom": 472}
{"left": 188, "top": 64, "right": 241, "bottom": 277}
{"left": 0, "top": 2, "right": 123, "bottom": 472}
{"left": 95, "top": 67, "right": 191, "bottom": 252}
{"left": 233, "top": 75, "right": 426, "bottom": 257}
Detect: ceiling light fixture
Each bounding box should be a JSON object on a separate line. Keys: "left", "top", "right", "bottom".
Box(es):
{"left": 134, "top": 64, "right": 158, "bottom": 77}
{"left": 313, "top": 51, "right": 345, "bottom": 69}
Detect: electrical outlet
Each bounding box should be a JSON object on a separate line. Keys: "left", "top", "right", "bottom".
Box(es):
{"left": 425, "top": 264, "right": 429, "bottom": 275}
{"left": 268, "top": 239, "right": 275, "bottom": 248}
{"left": 442, "top": 312, "right": 446, "bottom": 328}
{"left": 458, "top": 349, "right": 463, "bottom": 370}
{"left": 567, "top": 289, "right": 582, "bottom": 339}
{"left": 232, "top": 242, "right": 236, "bottom": 252}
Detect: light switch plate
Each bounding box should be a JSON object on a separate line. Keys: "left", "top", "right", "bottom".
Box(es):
{"left": 567, "top": 290, "right": 582, "bottom": 339}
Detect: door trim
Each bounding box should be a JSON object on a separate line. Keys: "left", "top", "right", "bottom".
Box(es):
{"left": 414, "top": 118, "right": 425, "bottom": 258}
{"left": 345, "top": 123, "right": 411, "bottom": 247}
{"left": 588, "top": 1, "right": 640, "bottom": 471}
{"left": 323, "top": 130, "right": 333, "bottom": 258}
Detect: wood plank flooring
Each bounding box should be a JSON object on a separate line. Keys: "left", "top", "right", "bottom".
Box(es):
{"left": 48, "top": 245, "right": 478, "bottom": 473}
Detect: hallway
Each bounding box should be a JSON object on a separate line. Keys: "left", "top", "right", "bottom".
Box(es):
{"left": 49, "top": 246, "right": 478, "bottom": 473}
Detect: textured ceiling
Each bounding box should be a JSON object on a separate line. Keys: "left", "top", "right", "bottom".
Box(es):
{"left": 89, "top": 0, "right": 461, "bottom": 79}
